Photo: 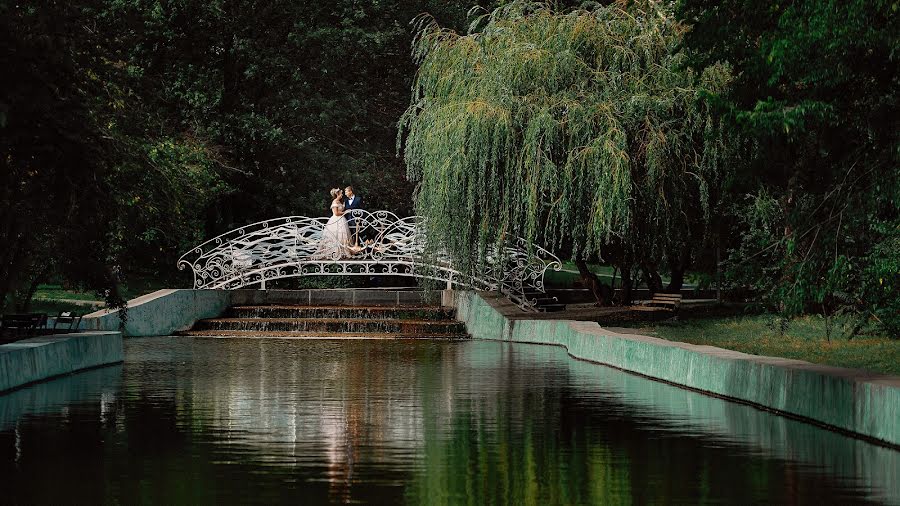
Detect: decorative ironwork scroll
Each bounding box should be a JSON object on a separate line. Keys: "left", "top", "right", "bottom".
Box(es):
{"left": 177, "top": 210, "right": 561, "bottom": 310}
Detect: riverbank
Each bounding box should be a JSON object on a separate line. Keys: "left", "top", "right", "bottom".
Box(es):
{"left": 504, "top": 300, "right": 898, "bottom": 376}
{"left": 45, "top": 287, "right": 900, "bottom": 446}
{"left": 630, "top": 315, "right": 900, "bottom": 377}
{"left": 0, "top": 332, "right": 123, "bottom": 393}
{"left": 451, "top": 291, "right": 900, "bottom": 448}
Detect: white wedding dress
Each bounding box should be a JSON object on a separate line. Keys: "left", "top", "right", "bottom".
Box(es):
{"left": 314, "top": 201, "right": 353, "bottom": 259}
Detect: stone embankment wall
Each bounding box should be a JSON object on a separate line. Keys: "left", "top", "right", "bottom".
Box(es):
{"left": 81, "top": 289, "right": 231, "bottom": 337}
{"left": 0, "top": 332, "right": 123, "bottom": 393}
{"left": 451, "top": 291, "right": 900, "bottom": 448}
{"left": 80, "top": 288, "right": 441, "bottom": 337}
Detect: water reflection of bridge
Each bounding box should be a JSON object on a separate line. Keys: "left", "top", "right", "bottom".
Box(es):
{"left": 2, "top": 340, "right": 896, "bottom": 503}
{"left": 171, "top": 340, "right": 897, "bottom": 504}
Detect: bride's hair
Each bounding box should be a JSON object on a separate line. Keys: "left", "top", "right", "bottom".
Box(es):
{"left": 330, "top": 188, "right": 341, "bottom": 199}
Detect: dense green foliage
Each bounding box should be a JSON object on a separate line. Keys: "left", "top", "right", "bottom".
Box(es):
{"left": 1, "top": 0, "right": 476, "bottom": 310}
{"left": 99, "top": 0, "right": 474, "bottom": 220}
{"left": 679, "top": 0, "right": 899, "bottom": 335}
{"left": 1, "top": 1, "right": 226, "bottom": 308}
{"left": 2, "top": 0, "right": 897, "bottom": 337}
{"left": 400, "top": 1, "right": 734, "bottom": 300}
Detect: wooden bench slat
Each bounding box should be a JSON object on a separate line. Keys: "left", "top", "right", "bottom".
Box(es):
{"left": 641, "top": 294, "right": 682, "bottom": 314}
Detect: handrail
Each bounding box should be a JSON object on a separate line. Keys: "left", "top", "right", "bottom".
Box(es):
{"left": 177, "top": 210, "right": 561, "bottom": 310}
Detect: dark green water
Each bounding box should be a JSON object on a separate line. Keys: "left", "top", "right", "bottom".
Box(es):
{"left": 0, "top": 338, "right": 897, "bottom": 505}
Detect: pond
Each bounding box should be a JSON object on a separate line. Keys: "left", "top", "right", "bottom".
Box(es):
{"left": 0, "top": 338, "right": 897, "bottom": 504}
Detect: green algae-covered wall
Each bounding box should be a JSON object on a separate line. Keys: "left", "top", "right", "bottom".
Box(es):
{"left": 81, "top": 289, "right": 231, "bottom": 337}
{"left": 0, "top": 332, "right": 123, "bottom": 392}
{"left": 81, "top": 288, "right": 443, "bottom": 337}
{"left": 453, "top": 291, "right": 900, "bottom": 448}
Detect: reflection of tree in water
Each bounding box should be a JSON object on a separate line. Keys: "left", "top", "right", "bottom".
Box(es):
{"left": 405, "top": 343, "right": 884, "bottom": 506}
{"left": 2, "top": 339, "right": 891, "bottom": 504}
{"left": 325, "top": 342, "right": 464, "bottom": 503}
{"left": 124, "top": 340, "right": 890, "bottom": 505}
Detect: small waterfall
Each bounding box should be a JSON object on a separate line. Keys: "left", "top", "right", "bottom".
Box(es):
{"left": 226, "top": 305, "right": 455, "bottom": 321}
{"left": 183, "top": 302, "right": 468, "bottom": 339}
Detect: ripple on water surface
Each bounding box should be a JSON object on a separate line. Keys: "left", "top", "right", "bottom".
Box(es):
{"left": 0, "top": 337, "right": 897, "bottom": 505}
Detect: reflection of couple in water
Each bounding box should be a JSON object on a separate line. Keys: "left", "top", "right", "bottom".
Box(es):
{"left": 315, "top": 186, "right": 366, "bottom": 259}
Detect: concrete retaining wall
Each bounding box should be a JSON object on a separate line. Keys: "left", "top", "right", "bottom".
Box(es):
{"left": 452, "top": 291, "right": 900, "bottom": 448}
{"left": 81, "top": 289, "right": 231, "bottom": 337}
{"left": 81, "top": 288, "right": 442, "bottom": 337}
{"left": 0, "top": 332, "right": 123, "bottom": 393}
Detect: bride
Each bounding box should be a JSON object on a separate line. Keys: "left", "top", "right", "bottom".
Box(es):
{"left": 314, "top": 188, "right": 358, "bottom": 259}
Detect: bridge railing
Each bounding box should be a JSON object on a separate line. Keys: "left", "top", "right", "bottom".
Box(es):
{"left": 177, "top": 210, "right": 561, "bottom": 310}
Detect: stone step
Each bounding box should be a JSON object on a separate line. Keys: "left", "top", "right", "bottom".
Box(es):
{"left": 226, "top": 305, "right": 455, "bottom": 321}
{"left": 177, "top": 330, "right": 469, "bottom": 340}
{"left": 192, "top": 317, "right": 467, "bottom": 335}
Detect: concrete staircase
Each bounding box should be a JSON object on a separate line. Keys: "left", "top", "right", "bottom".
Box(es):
{"left": 179, "top": 304, "right": 469, "bottom": 339}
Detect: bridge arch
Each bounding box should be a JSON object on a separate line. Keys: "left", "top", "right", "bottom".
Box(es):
{"left": 177, "top": 210, "right": 561, "bottom": 310}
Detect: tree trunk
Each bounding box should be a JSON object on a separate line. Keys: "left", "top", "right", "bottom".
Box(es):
{"left": 619, "top": 263, "right": 634, "bottom": 305}
{"left": 666, "top": 246, "right": 690, "bottom": 292}
{"left": 642, "top": 264, "right": 663, "bottom": 294}
{"left": 666, "top": 268, "right": 685, "bottom": 292}
{"left": 575, "top": 258, "right": 611, "bottom": 306}
{"left": 0, "top": 223, "right": 29, "bottom": 312}
{"left": 15, "top": 265, "right": 47, "bottom": 313}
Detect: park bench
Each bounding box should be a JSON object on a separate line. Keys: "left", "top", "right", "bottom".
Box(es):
{"left": 526, "top": 292, "right": 566, "bottom": 312}
{"left": 0, "top": 313, "right": 48, "bottom": 339}
{"left": 643, "top": 293, "right": 683, "bottom": 315}
{"left": 53, "top": 311, "right": 82, "bottom": 333}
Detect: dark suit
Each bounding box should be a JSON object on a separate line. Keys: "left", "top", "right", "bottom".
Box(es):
{"left": 345, "top": 195, "right": 363, "bottom": 242}
{"left": 345, "top": 195, "right": 362, "bottom": 212}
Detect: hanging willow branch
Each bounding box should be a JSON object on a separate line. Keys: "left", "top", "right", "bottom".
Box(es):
{"left": 399, "top": 0, "right": 733, "bottom": 275}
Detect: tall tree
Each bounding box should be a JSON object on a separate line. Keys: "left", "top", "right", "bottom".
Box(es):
{"left": 399, "top": 0, "right": 734, "bottom": 303}
{"left": 1, "top": 0, "right": 478, "bottom": 308}
{"left": 98, "top": 0, "right": 480, "bottom": 225}
{"left": 678, "top": 0, "right": 899, "bottom": 334}
{"left": 0, "top": 0, "right": 226, "bottom": 309}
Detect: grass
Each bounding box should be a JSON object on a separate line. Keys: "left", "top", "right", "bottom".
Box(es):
{"left": 544, "top": 262, "right": 702, "bottom": 290}
{"left": 6, "top": 277, "right": 169, "bottom": 316}
{"left": 26, "top": 299, "right": 102, "bottom": 316}
{"left": 3, "top": 286, "right": 103, "bottom": 316}
{"left": 558, "top": 261, "right": 617, "bottom": 277}
{"left": 642, "top": 315, "right": 900, "bottom": 376}
{"left": 545, "top": 262, "right": 623, "bottom": 288}
{"left": 33, "top": 284, "right": 100, "bottom": 301}
{"left": 32, "top": 278, "right": 168, "bottom": 303}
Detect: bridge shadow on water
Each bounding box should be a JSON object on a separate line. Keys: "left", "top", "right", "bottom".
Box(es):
{"left": 0, "top": 338, "right": 895, "bottom": 504}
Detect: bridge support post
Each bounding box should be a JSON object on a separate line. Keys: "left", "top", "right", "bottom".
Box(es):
{"left": 259, "top": 279, "right": 266, "bottom": 290}
{"left": 441, "top": 289, "right": 456, "bottom": 308}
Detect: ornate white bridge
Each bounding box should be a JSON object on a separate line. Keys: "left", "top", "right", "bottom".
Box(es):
{"left": 177, "top": 210, "right": 561, "bottom": 310}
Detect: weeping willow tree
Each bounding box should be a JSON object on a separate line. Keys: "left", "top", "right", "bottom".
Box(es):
{"left": 399, "top": 1, "right": 733, "bottom": 302}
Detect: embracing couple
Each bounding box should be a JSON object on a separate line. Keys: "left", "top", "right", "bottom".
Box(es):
{"left": 315, "top": 186, "right": 364, "bottom": 259}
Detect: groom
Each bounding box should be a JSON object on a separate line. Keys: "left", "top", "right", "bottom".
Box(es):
{"left": 344, "top": 186, "right": 363, "bottom": 243}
